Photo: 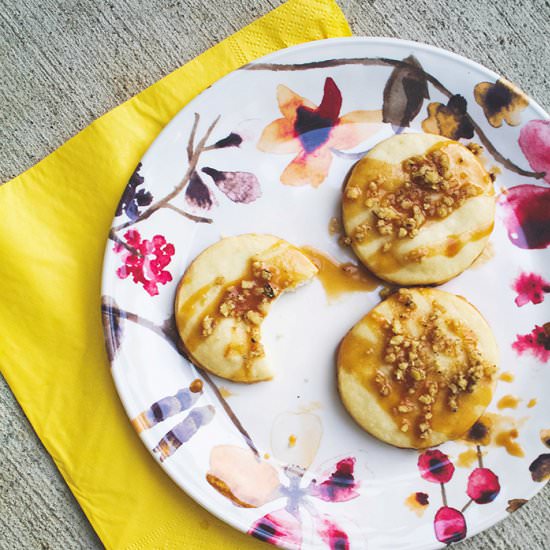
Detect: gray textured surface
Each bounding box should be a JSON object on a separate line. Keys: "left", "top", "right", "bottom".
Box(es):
{"left": 0, "top": 0, "right": 549, "bottom": 548}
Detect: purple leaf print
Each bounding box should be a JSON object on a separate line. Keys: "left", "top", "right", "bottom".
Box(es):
{"left": 213, "top": 132, "right": 243, "bottom": 149}
{"left": 132, "top": 386, "right": 203, "bottom": 433}
{"left": 529, "top": 454, "right": 550, "bottom": 482}
{"left": 248, "top": 509, "right": 302, "bottom": 548}
{"left": 101, "top": 296, "right": 125, "bottom": 361}
{"left": 382, "top": 54, "right": 429, "bottom": 128}
{"left": 308, "top": 457, "right": 359, "bottom": 502}
{"left": 116, "top": 162, "right": 153, "bottom": 221}
{"left": 202, "top": 166, "right": 261, "bottom": 204}
{"left": 153, "top": 405, "right": 214, "bottom": 462}
{"left": 185, "top": 171, "right": 215, "bottom": 210}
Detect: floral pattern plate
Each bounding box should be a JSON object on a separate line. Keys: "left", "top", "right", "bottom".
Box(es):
{"left": 101, "top": 38, "right": 550, "bottom": 549}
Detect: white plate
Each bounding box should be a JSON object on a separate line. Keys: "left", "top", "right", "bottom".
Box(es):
{"left": 102, "top": 38, "right": 550, "bottom": 549}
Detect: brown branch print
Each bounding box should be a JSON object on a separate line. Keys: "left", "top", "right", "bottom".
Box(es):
{"left": 243, "top": 57, "right": 545, "bottom": 179}
{"left": 102, "top": 298, "right": 259, "bottom": 456}
{"left": 109, "top": 113, "right": 218, "bottom": 246}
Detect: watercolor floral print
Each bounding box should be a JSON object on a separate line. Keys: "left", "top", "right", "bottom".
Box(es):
{"left": 110, "top": 113, "right": 261, "bottom": 295}
{"left": 258, "top": 77, "right": 382, "bottom": 187}
{"left": 207, "top": 445, "right": 361, "bottom": 548}
{"left": 103, "top": 43, "right": 550, "bottom": 550}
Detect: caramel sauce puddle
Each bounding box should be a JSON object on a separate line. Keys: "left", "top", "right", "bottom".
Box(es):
{"left": 301, "top": 246, "right": 380, "bottom": 300}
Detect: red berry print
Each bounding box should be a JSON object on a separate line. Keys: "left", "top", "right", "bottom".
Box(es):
{"left": 467, "top": 468, "right": 501, "bottom": 504}
{"left": 434, "top": 506, "right": 467, "bottom": 544}
{"left": 513, "top": 272, "right": 550, "bottom": 307}
{"left": 113, "top": 230, "right": 175, "bottom": 296}
{"left": 418, "top": 450, "right": 455, "bottom": 484}
{"left": 513, "top": 324, "right": 550, "bottom": 362}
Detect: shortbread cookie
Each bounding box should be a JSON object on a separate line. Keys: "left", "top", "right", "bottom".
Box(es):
{"left": 342, "top": 133, "right": 495, "bottom": 285}
{"left": 175, "top": 234, "right": 318, "bottom": 382}
{"left": 337, "top": 288, "right": 498, "bottom": 448}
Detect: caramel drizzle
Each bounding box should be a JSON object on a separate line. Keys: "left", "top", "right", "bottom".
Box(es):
{"left": 301, "top": 246, "right": 379, "bottom": 299}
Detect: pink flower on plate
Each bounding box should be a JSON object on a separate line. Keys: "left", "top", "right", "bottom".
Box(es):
{"left": 208, "top": 445, "right": 361, "bottom": 549}
{"left": 418, "top": 450, "right": 455, "bottom": 484}
{"left": 308, "top": 457, "right": 359, "bottom": 502}
{"left": 519, "top": 119, "right": 550, "bottom": 183}
{"left": 113, "top": 229, "right": 175, "bottom": 296}
{"left": 498, "top": 185, "right": 550, "bottom": 249}
{"left": 513, "top": 272, "right": 550, "bottom": 307}
{"left": 258, "top": 77, "right": 382, "bottom": 187}
{"left": 249, "top": 509, "right": 302, "bottom": 548}
{"left": 315, "top": 516, "right": 350, "bottom": 550}
{"left": 512, "top": 324, "right": 550, "bottom": 362}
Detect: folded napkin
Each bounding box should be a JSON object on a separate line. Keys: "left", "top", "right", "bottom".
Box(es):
{"left": 0, "top": 0, "right": 351, "bottom": 548}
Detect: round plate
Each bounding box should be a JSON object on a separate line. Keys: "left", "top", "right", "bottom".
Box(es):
{"left": 102, "top": 38, "right": 550, "bottom": 549}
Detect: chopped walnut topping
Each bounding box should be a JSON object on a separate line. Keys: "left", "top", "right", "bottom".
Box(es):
{"left": 353, "top": 224, "right": 371, "bottom": 242}
{"left": 410, "top": 367, "right": 426, "bottom": 381}
{"left": 339, "top": 235, "right": 352, "bottom": 247}
{"left": 359, "top": 147, "right": 485, "bottom": 241}
{"left": 241, "top": 280, "right": 254, "bottom": 289}
{"left": 400, "top": 420, "right": 410, "bottom": 432}
{"left": 377, "top": 293, "right": 495, "bottom": 438}
{"left": 418, "top": 394, "right": 433, "bottom": 405}
{"left": 328, "top": 216, "right": 341, "bottom": 236}
{"left": 396, "top": 289, "right": 416, "bottom": 309}
{"left": 201, "top": 315, "right": 214, "bottom": 337}
{"left": 246, "top": 310, "right": 263, "bottom": 325}
{"left": 397, "top": 227, "right": 408, "bottom": 238}
{"left": 345, "top": 186, "right": 361, "bottom": 200}
{"left": 467, "top": 142, "right": 483, "bottom": 155}
{"left": 379, "top": 286, "right": 395, "bottom": 300}
{"left": 390, "top": 334, "right": 404, "bottom": 346}
{"left": 219, "top": 301, "right": 233, "bottom": 317}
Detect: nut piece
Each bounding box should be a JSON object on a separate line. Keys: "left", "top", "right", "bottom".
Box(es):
{"left": 201, "top": 315, "right": 214, "bottom": 337}
{"left": 245, "top": 310, "right": 263, "bottom": 325}
{"left": 345, "top": 186, "right": 361, "bottom": 200}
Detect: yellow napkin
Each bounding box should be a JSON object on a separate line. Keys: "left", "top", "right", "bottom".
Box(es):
{"left": 0, "top": 1, "right": 351, "bottom": 548}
